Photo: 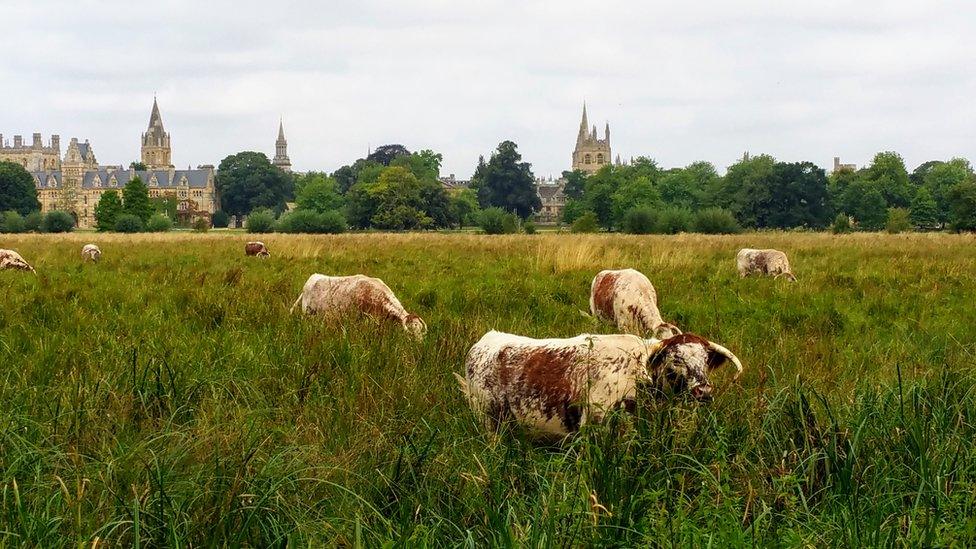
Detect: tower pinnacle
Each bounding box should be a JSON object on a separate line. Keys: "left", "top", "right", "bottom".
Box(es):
{"left": 273, "top": 119, "right": 292, "bottom": 173}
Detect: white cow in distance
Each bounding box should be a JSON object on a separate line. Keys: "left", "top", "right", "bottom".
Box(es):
{"left": 590, "top": 268, "right": 681, "bottom": 338}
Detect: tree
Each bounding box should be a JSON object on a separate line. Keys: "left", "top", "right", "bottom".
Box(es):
{"left": 366, "top": 144, "right": 411, "bottom": 166}
{"left": 856, "top": 188, "right": 888, "bottom": 231}
{"left": 478, "top": 207, "right": 517, "bottom": 234}
{"left": 296, "top": 174, "right": 345, "bottom": 213}
{"left": 216, "top": 151, "right": 294, "bottom": 217}
{"left": 909, "top": 187, "right": 939, "bottom": 230}
{"left": 577, "top": 164, "right": 622, "bottom": 229}
{"left": 923, "top": 158, "right": 974, "bottom": 223}
{"left": 0, "top": 161, "right": 40, "bottom": 215}
{"left": 212, "top": 210, "right": 230, "bottom": 228}
{"left": 571, "top": 211, "right": 600, "bottom": 233}
{"left": 129, "top": 161, "right": 147, "bottom": 171}
{"left": 390, "top": 149, "right": 442, "bottom": 181}
{"left": 722, "top": 156, "right": 830, "bottom": 229}
{"left": 152, "top": 196, "right": 178, "bottom": 220}
{"left": 449, "top": 188, "right": 480, "bottom": 227}
{"left": 885, "top": 208, "right": 911, "bottom": 234}
{"left": 561, "top": 170, "right": 587, "bottom": 200}
{"left": 122, "top": 176, "right": 153, "bottom": 222}
{"left": 910, "top": 160, "right": 943, "bottom": 186}
{"left": 864, "top": 151, "right": 912, "bottom": 208}
{"left": 42, "top": 211, "right": 75, "bottom": 233}
{"left": 470, "top": 140, "right": 540, "bottom": 219}
{"left": 94, "top": 190, "right": 123, "bottom": 231}
{"left": 611, "top": 176, "right": 662, "bottom": 225}
{"left": 245, "top": 209, "right": 276, "bottom": 233}
{"left": 0, "top": 211, "right": 26, "bottom": 233}
{"left": 948, "top": 182, "right": 976, "bottom": 232}
{"left": 369, "top": 167, "right": 433, "bottom": 230}
{"left": 114, "top": 214, "right": 144, "bottom": 233}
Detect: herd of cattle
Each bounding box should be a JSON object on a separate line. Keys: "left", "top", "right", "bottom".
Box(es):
{"left": 1, "top": 241, "right": 797, "bottom": 438}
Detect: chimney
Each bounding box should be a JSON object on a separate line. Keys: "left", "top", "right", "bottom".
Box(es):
{"left": 51, "top": 135, "right": 60, "bottom": 151}
{"left": 0, "top": 134, "right": 4, "bottom": 148}
{"left": 833, "top": 157, "right": 841, "bottom": 172}
{"left": 14, "top": 135, "right": 23, "bottom": 148}
{"left": 33, "top": 133, "right": 42, "bottom": 147}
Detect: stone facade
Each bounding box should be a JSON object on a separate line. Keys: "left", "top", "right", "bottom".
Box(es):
{"left": 536, "top": 176, "right": 566, "bottom": 223}
{"left": 572, "top": 103, "right": 611, "bottom": 174}
{"left": 141, "top": 97, "right": 173, "bottom": 169}
{"left": 273, "top": 120, "right": 292, "bottom": 172}
{"left": 0, "top": 133, "right": 61, "bottom": 171}
{"left": 833, "top": 156, "right": 856, "bottom": 173}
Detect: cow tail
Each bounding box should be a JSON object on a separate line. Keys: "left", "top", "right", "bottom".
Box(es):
{"left": 289, "top": 294, "right": 303, "bottom": 314}
{"left": 453, "top": 372, "right": 469, "bottom": 398}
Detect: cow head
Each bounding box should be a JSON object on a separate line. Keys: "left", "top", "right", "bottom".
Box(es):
{"left": 782, "top": 272, "right": 797, "bottom": 282}
{"left": 403, "top": 314, "right": 427, "bottom": 341}
{"left": 258, "top": 250, "right": 270, "bottom": 258}
{"left": 646, "top": 333, "right": 743, "bottom": 401}
{"left": 653, "top": 322, "right": 682, "bottom": 340}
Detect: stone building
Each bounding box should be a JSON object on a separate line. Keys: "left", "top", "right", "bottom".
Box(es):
{"left": 24, "top": 98, "right": 217, "bottom": 228}
{"left": 0, "top": 132, "right": 61, "bottom": 171}
{"left": 571, "top": 103, "right": 611, "bottom": 174}
{"left": 832, "top": 157, "right": 856, "bottom": 173}
{"left": 536, "top": 176, "right": 566, "bottom": 223}
{"left": 273, "top": 120, "right": 292, "bottom": 172}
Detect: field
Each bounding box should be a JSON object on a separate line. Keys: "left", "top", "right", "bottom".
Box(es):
{"left": 2, "top": 232, "right": 976, "bottom": 546}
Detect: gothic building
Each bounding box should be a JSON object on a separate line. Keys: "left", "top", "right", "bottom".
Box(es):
{"left": 141, "top": 97, "right": 173, "bottom": 169}
{"left": 273, "top": 120, "right": 292, "bottom": 172}
{"left": 571, "top": 103, "right": 611, "bottom": 174}
{"left": 0, "top": 132, "right": 62, "bottom": 171}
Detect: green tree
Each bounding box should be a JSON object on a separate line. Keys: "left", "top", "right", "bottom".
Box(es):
{"left": 122, "top": 176, "right": 153, "bottom": 222}
{"left": 245, "top": 208, "right": 276, "bottom": 233}
{"left": 114, "top": 214, "right": 144, "bottom": 233}
{"left": 722, "top": 156, "right": 830, "bottom": 229}
{"left": 391, "top": 150, "right": 442, "bottom": 181}
{"left": 561, "top": 199, "right": 588, "bottom": 225}
{"left": 561, "top": 170, "right": 588, "bottom": 199}
{"left": 94, "top": 190, "right": 123, "bottom": 231}
{"left": 449, "top": 188, "right": 480, "bottom": 227}
{"left": 216, "top": 151, "right": 295, "bottom": 217}
{"left": 0, "top": 161, "right": 40, "bottom": 215}
{"left": 296, "top": 174, "right": 345, "bottom": 213}
{"left": 909, "top": 187, "right": 939, "bottom": 230}
{"left": 831, "top": 213, "right": 853, "bottom": 234}
{"left": 42, "top": 211, "right": 75, "bottom": 233}
{"left": 366, "top": 144, "right": 411, "bottom": 166}
{"left": 470, "top": 141, "right": 540, "bottom": 219}
{"left": 864, "top": 151, "right": 912, "bottom": 208}
{"left": 151, "top": 195, "right": 178, "bottom": 220}
{"left": 578, "top": 165, "right": 622, "bottom": 229}
{"left": 571, "top": 211, "right": 600, "bottom": 233}
{"left": 129, "top": 161, "right": 147, "bottom": 171}
{"left": 885, "top": 208, "right": 911, "bottom": 234}
{"left": 948, "top": 181, "right": 976, "bottom": 232}
{"left": 857, "top": 188, "right": 888, "bottom": 230}
{"left": 478, "top": 207, "right": 516, "bottom": 234}
{"left": 0, "top": 211, "right": 26, "bottom": 233}
{"left": 923, "top": 158, "right": 974, "bottom": 223}
{"left": 369, "top": 167, "right": 433, "bottom": 230}
{"left": 611, "top": 176, "right": 662, "bottom": 225}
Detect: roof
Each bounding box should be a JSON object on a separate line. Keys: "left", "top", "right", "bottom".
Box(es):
{"left": 31, "top": 168, "right": 212, "bottom": 190}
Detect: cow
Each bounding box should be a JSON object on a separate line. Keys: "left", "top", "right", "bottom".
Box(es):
{"left": 736, "top": 248, "right": 796, "bottom": 281}
{"left": 589, "top": 268, "right": 681, "bottom": 338}
{"left": 0, "top": 249, "right": 36, "bottom": 273}
{"left": 457, "top": 330, "right": 743, "bottom": 437}
{"left": 81, "top": 244, "right": 101, "bottom": 263}
{"left": 245, "top": 241, "right": 270, "bottom": 258}
{"left": 290, "top": 274, "right": 427, "bottom": 339}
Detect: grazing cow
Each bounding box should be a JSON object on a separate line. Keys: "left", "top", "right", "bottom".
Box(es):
{"left": 458, "top": 330, "right": 743, "bottom": 437}
{"left": 589, "top": 268, "right": 681, "bottom": 338}
{"left": 245, "top": 241, "right": 270, "bottom": 258}
{"left": 736, "top": 248, "right": 796, "bottom": 281}
{"left": 0, "top": 249, "right": 35, "bottom": 273}
{"left": 290, "top": 274, "right": 427, "bottom": 339}
{"left": 81, "top": 244, "right": 101, "bottom": 263}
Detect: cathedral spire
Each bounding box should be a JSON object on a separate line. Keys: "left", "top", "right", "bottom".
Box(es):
{"left": 273, "top": 118, "right": 292, "bottom": 173}
{"left": 148, "top": 96, "right": 164, "bottom": 131}
{"left": 141, "top": 96, "right": 172, "bottom": 169}
{"left": 277, "top": 118, "right": 285, "bottom": 142}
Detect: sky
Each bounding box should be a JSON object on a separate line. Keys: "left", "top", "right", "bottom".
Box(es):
{"left": 1, "top": 0, "right": 974, "bottom": 179}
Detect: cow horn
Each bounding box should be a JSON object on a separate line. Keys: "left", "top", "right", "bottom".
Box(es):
{"left": 707, "top": 341, "right": 743, "bottom": 381}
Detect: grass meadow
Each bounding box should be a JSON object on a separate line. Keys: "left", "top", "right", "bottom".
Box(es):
{"left": 1, "top": 232, "right": 976, "bottom": 546}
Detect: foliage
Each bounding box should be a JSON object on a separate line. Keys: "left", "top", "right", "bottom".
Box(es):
{"left": 94, "top": 190, "right": 124, "bottom": 231}
{"left": 449, "top": 189, "right": 480, "bottom": 228}
{"left": 692, "top": 207, "right": 741, "bottom": 234}
{"left": 216, "top": 151, "right": 295, "bottom": 217}
{"left": 129, "top": 161, "right": 147, "bottom": 170}
{"left": 296, "top": 174, "right": 345, "bottom": 213}
{"left": 146, "top": 214, "right": 173, "bottom": 232}
{"left": 24, "top": 211, "right": 42, "bottom": 232}
{"left": 723, "top": 157, "right": 830, "bottom": 229}
{"left": 366, "top": 144, "right": 411, "bottom": 166}
{"left": 0, "top": 160, "right": 41, "bottom": 215}
{"left": 391, "top": 149, "right": 442, "bottom": 181}
{"left": 864, "top": 151, "right": 912, "bottom": 208}
{"left": 655, "top": 207, "right": 693, "bottom": 234}
{"left": 0, "top": 210, "right": 26, "bottom": 233}
{"left": 113, "top": 213, "right": 144, "bottom": 233}
{"left": 522, "top": 220, "right": 537, "bottom": 234}
{"left": 151, "top": 195, "right": 178, "bottom": 220}
{"left": 856, "top": 188, "right": 889, "bottom": 231}
{"left": 948, "top": 182, "right": 976, "bottom": 232}
{"left": 831, "top": 213, "right": 853, "bottom": 234}
{"left": 192, "top": 218, "right": 210, "bottom": 232}
{"left": 570, "top": 211, "right": 600, "bottom": 233}
{"left": 211, "top": 210, "right": 230, "bottom": 228}
{"left": 122, "top": 176, "right": 153, "bottom": 222}
{"left": 621, "top": 206, "right": 658, "bottom": 234}
{"left": 470, "top": 141, "right": 540, "bottom": 219}
{"left": 276, "top": 210, "right": 347, "bottom": 234}
{"left": 561, "top": 170, "right": 587, "bottom": 200}
{"left": 561, "top": 199, "right": 589, "bottom": 225}
{"left": 885, "top": 208, "right": 911, "bottom": 234}
{"left": 41, "top": 210, "right": 74, "bottom": 233}
{"left": 245, "top": 208, "right": 276, "bottom": 233}
{"left": 477, "top": 207, "right": 516, "bottom": 235}
{"left": 922, "top": 158, "right": 973, "bottom": 223}
{"left": 909, "top": 187, "right": 939, "bottom": 230}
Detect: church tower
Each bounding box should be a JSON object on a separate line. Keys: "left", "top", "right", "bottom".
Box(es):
{"left": 273, "top": 119, "right": 292, "bottom": 172}
{"left": 141, "top": 97, "right": 173, "bottom": 169}
{"left": 571, "top": 102, "right": 611, "bottom": 174}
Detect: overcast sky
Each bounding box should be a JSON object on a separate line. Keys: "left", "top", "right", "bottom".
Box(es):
{"left": 2, "top": 1, "right": 974, "bottom": 178}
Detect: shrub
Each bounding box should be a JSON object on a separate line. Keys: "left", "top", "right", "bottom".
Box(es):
{"left": 245, "top": 209, "right": 276, "bottom": 233}
{"left": 478, "top": 207, "right": 516, "bottom": 235}
{"left": 192, "top": 218, "right": 210, "bottom": 232}
{"left": 885, "top": 208, "right": 911, "bottom": 234}
{"left": 114, "top": 214, "right": 144, "bottom": 233}
{"left": 523, "top": 220, "right": 537, "bottom": 234}
{"left": 831, "top": 213, "right": 853, "bottom": 234}
{"left": 146, "top": 214, "right": 173, "bottom": 232}
{"left": 24, "top": 211, "right": 43, "bottom": 232}
{"left": 42, "top": 211, "right": 75, "bottom": 233}
{"left": 276, "top": 210, "right": 347, "bottom": 234}
{"left": 212, "top": 210, "right": 230, "bottom": 228}
{"left": 692, "top": 207, "right": 741, "bottom": 234}
{"left": 0, "top": 211, "right": 26, "bottom": 233}
{"left": 654, "top": 207, "right": 692, "bottom": 234}
{"left": 621, "top": 206, "right": 658, "bottom": 234}
{"left": 949, "top": 182, "right": 976, "bottom": 232}
{"left": 571, "top": 211, "right": 600, "bottom": 233}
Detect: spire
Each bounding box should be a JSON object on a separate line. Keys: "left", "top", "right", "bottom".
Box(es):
{"left": 277, "top": 118, "right": 285, "bottom": 142}
{"left": 148, "top": 96, "right": 163, "bottom": 131}
{"left": 577, "top": 102, "right": 589, "bottom": 146}
{"left": 273, "top": 118, "right": 292, "bottom": 173}
{"left": 605, "top": 121, "right": 610, "bottom": 146}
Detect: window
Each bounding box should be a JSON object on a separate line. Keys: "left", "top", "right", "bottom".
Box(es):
{"left": 596, "top": 154, "right": 604, "bottom": 164}
{"left": 584, "top": 154, "right": 592, "bottom": 164}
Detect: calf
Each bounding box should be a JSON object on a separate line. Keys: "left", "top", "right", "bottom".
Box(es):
{"left": 290, "top": 274, "right": 427, "bottom": 339}
{"left": 590, "top": 268, "right": 681, "bottom": 338}
{"left": 81, "top": 244, "right": 101, "bottom": 263}
{"left": 458, "top": 330, "right": 742, "bottom": 437}
{"left": 0, "top": 249, "right": 35, "bottom": 273}
{"left": 245, "top": 241, "right": 270, "bottom": 258}
{"left": 736, "top": 248, "right": 796, "bottom": 281}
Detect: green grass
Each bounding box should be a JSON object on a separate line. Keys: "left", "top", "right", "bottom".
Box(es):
{"left": 1, "top": 232, "right": 976, "bottom": 546}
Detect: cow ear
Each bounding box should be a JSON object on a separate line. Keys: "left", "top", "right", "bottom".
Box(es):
{"left": 644, "top": 339, "right": 668, "bottom": 370}
{"left": 706, "top": 341, "right": 743, "bottom": 381}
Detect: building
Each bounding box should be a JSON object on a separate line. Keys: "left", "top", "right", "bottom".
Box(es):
{"left": 439, "top": 173, "right": 470, "bottom": 192}
{"left": 833, "top": 157, "right": 856, "bottom": 173}
{"left": 24, "top": 98, "right": 217, "bottom": 228}
{"left": 0, "top": 133, "right": 61, "bottom": 171}
{"left": 571, "top": 103, "right": 611, "bottom": 174}
{"left": 536, "top": 176, "right": 566, "bottom": 223}
{"left": 273, "top": 120, "right": 292, "bottom": 172}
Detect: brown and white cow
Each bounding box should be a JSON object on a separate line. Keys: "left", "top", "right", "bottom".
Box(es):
{"left": 245, "top": 241, "right": 270, "bottom": 258}
{"left": 589, "top": 268, "right": 681, "bottom": 338}
{"left": 736, "top": 248, "right": 796, "bottom": 281}
{"left": 458, "top": 330, "right": 743, "bottom": 437}
{"left": 0, "top": 249, "right": 35, "bottom": 273}
{"left": 290, "top": 274, "right": 427, "bottom": 339}
{"left": 81, "top": 244, "right": 101, "bottom": 263}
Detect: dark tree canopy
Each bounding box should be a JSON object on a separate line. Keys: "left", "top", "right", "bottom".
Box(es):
{"left": 94, "top": 190, "right": 123, "bottom": 231}
{"left": 366, "top": 144, "right": 411, "bottom": 166}
{"left": 0, "top": 161, "right": 40, "bottom": 215}
{"left": 122, "top": 176, "right": 153, "bottom": 222}
{"left": 470, "top": 140, "right": 540, "bottom": 219}
{"left": 216, "top": 151, "right": 294, "bottom": 217}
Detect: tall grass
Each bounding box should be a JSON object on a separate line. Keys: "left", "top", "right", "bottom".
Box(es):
{"left": 1, "top": 232, "right": 975, "bottom": 545}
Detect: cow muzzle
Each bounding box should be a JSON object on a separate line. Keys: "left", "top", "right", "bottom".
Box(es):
{"left": 690, "top": 384, "right": 713, "bottom": 401}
